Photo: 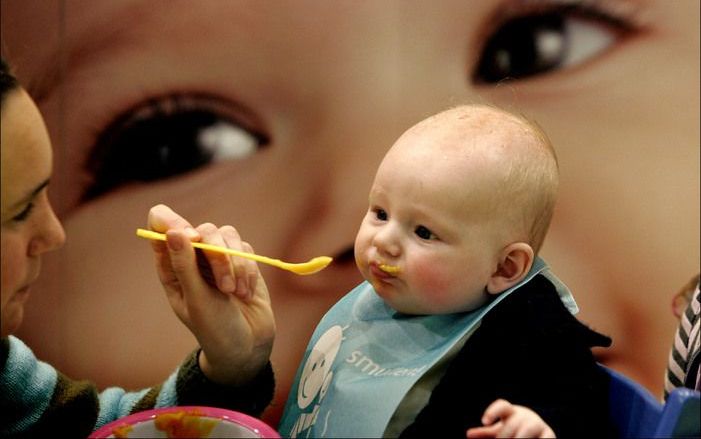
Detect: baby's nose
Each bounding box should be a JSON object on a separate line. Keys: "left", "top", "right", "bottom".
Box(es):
{"left": 373, "top": 225, "right": 401, "bottom": 258}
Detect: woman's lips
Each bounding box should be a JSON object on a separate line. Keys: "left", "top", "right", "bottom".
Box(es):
{"left": 13, "top": 285, "right": 31, "bottom": 302}
{"left": 15, "top": 272, "right": 39, "bottom": 298}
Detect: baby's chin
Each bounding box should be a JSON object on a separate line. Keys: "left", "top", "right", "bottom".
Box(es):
{"left": 393, "top": 294, "right": 489, "bottom": 316}
{"left": 380, "top": 296, "right": 447, "bottom": 316}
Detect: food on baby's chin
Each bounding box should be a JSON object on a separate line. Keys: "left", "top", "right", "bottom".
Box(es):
{"left": 154, "top": 410, "right": 218, "bottom": 438}
{"left": 111, "top": 423, "right": 133, "bottom": 438}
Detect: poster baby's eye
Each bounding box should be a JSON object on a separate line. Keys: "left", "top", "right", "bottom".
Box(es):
{"left": 82, "top": 93, "right": 269, "bottom": 201}
{"left": 472, "top": 3, "right": 636, "bottom": 84}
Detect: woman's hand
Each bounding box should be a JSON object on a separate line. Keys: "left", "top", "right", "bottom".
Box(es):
{"left": 146, "top": 204, "right": 275, "bottom": 387}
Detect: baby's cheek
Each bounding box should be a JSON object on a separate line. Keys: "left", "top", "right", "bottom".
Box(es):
{"left": 410, "top": 262, "right": 454, "bottom": 305}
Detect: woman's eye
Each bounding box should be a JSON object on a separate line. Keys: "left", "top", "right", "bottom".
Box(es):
{"left": 12, "top": 203, "right": 34, "bottom": 223}
{"left": 82, "top": 94, "right": 268, "bottom": 201}
{"left": 473, "top": 5, "right": 633, "bottom": 83}
{"left": 415, "top": 225, "right": 434, "bottom": 240}
{"left": 375, "top": 209, "right": 388, "bottom": 221}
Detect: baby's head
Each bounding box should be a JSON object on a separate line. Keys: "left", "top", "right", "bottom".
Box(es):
{"left": 354, "top": 104, "right": 558, "bottom": 315}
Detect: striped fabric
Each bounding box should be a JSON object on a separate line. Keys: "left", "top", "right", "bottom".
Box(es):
{"left": 1, "top": 336, "right": 274, "bottom": 436}
{"left": 664, "top": 280, "right": 701, "bottom": 400}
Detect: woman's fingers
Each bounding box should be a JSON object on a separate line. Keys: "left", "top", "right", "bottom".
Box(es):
{"left": 220, "top": 225, "right": 250, "bottom": 297}
{"left": 163, "top": 229, "right": 202, "bottom": 302}
{"left": 196, "top": 223, "right": 237, "bottom": 294}
{"left": 148, "top": 204, "right": 198, "bottom": 237}
{"left": 240, "top": 241, "right": 260, "bottom": 300}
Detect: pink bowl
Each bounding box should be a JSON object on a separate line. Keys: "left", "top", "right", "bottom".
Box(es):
{"left": 90, "top": 406, "right": 280, "bottom": 438}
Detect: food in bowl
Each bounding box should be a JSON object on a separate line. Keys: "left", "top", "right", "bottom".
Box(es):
{"left": 90, "top": 406, "right": 280, "bottom": 438}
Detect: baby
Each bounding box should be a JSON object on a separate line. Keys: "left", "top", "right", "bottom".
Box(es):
{"left": 278, "top": 104, "right": 615, "bottom": 437}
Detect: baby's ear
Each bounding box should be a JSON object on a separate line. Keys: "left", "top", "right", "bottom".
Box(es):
{"left": 486, "top": 242, "right": 534, "bottom": 295}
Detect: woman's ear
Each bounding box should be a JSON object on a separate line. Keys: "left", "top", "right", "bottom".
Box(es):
{"left": 486, "top": 242, "right": 534, "bottom": 295}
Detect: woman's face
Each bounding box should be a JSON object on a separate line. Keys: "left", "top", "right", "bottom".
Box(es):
{"left": 1, "top": 89, "right": 65, "bottom": 338}
{"left": 2, "top": 0, "right": 698, "bottom": 423}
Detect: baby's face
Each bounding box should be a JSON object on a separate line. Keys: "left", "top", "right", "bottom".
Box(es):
{"left": 354, "top": 114, "right": 515, "bottom": 315}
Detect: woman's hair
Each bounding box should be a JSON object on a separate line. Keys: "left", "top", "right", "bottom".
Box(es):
{"left": 1, "top": 57, "right": 20, "bottom": 106}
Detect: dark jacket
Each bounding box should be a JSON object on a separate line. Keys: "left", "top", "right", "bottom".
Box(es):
{"left": 401, "top": 274, "right": 616, "bottom": 437}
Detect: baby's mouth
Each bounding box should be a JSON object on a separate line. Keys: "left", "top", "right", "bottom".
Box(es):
{"left": 378, "top": 263, "right": 401, "bottom": 274}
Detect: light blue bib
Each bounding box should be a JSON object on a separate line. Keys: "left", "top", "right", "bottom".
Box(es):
{"left": 279, "top": 258, "right": 576, "bottom": 438}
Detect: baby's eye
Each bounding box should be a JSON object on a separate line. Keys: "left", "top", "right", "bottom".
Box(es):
{"left": 374, "top": 209, "right": 388, "bottom": 221}
{"left": 473, "top": 3, "right": 635, "bottom": 83}
{"left": 82, "top": 94, "right": 269, "bottom": 201}
{"left": 414, "top": 225, "right": 435, "bottom": 240}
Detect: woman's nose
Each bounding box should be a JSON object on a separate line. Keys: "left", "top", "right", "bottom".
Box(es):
{"left": 28, "top": 202, "right": 66, "bottom": 256}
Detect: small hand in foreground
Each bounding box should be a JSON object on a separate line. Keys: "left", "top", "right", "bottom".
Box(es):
{"left": 146, "top": 204, "right": 275, "bottom": 387}
{"left": 466, "top": 399, "right": 555, "bottom": 438}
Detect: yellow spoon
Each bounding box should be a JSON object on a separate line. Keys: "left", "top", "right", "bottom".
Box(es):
{"left": 136, "top": 228, "right": 332, "bottom": 275}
